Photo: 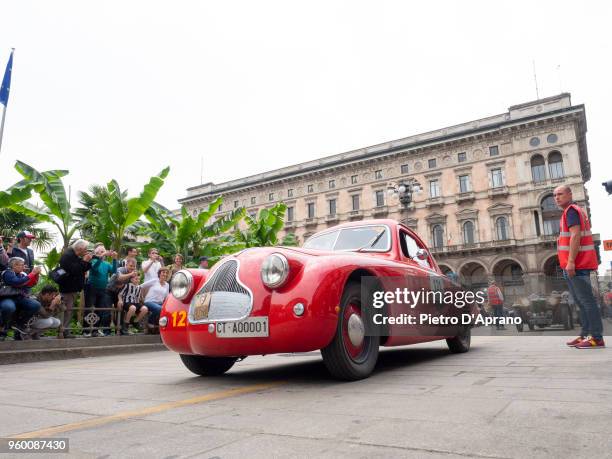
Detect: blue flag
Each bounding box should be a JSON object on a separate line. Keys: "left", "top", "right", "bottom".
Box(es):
{"left": 0, "top": 50, "right": 14, "bottom": 107}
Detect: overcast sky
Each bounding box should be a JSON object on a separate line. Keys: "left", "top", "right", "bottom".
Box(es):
{"left": 1, "top": 1, "right": 611, "bottom": 272}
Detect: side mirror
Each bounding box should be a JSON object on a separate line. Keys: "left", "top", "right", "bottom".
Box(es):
{"left": 416, "top": 248, "right": 428, "bottom": 258}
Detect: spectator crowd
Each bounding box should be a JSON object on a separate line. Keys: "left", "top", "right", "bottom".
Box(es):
{"left": 0, "top": 231, "right": 202, "bottom": 341}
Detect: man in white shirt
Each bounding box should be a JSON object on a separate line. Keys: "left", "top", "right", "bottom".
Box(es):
{"left": 142, "top": 248, "right": 164, "bottom": 283}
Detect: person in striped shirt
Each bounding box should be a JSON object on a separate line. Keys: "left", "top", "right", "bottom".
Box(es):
{"left": 117, "top": 276, "right": 149, "bottom": 335}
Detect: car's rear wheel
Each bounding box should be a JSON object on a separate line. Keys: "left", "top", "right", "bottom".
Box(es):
{"left": 179, "top": 354, "right": 237, "bottom": 376}
{"left": 446, "top": 326, "right": 471, "bottom": 353}
{"left": 321, "top": 281, "right": 379, "bottom": 380}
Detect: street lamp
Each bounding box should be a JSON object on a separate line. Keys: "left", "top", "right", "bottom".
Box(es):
{"left": 387, "top": 178, "right": 422, "bottom": 206}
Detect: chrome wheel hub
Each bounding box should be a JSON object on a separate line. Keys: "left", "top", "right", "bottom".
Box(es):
{"left": 347, "top": 313, "right": 365, "bottom": 347}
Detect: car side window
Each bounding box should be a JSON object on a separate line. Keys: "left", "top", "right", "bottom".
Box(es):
{"left": 400, "top": 231, "right": 420, "bottom": 259}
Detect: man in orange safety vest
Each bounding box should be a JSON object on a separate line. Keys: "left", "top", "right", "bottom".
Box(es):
{"left": 554, "top": 185, "right": 604, "bottom": 349}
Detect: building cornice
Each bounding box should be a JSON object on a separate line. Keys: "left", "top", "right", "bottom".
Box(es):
{"left": 180, "top": 95, "right": 585, "bottom": 204}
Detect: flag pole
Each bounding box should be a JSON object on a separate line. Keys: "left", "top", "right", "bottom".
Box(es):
{"left": 0, "top": 103, "right": 6, "bottom": 154}
{"left": 0, "top": 48, "right": 15, "bottom": 156}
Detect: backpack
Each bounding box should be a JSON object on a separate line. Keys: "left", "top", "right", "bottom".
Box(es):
{"left": 49, "top": 266, "right": 68, "bottom": 284}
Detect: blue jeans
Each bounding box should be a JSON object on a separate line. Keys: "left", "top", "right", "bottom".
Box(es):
{"left": 563, "top": 270, "right": 603, "bottom": 339}
{"left": 0, "top": 296, "right": 41, "bottom": 329}
{"left": 144, "top": 301, "right": 162, "bottom": 326}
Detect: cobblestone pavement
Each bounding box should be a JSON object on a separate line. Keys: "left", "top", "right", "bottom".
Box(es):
{"left": 1, "top": 332, "right": 611, "bottom": 458}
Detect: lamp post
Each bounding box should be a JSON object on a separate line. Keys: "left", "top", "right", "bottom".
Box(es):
{"left": 387, "top": 178, "right": 422, "bottom": 207}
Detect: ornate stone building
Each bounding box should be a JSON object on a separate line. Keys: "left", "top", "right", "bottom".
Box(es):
{"left": 180, "top": 93, "right": 598, "bottom": 301}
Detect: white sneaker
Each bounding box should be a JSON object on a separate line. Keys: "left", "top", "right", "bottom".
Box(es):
{"left": 82, "top": 331, "right": 92, "bottom": 338}
{"left": 97, "top": 330, "right": 107, "bottom": 337}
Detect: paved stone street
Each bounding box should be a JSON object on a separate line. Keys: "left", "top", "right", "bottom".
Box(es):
{"left": 1, "top": 334, "right": 611, "bottom": 459}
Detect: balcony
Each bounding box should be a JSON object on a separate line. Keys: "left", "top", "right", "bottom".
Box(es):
{"left": 304, "top": 218, "right": 319, "bottom": 228}
{"left": 348, "top": 210, "right": 363, "bottom": 220}
{"left": 455, "top": 191, "right": 475, "bottom": 204}
{"left": 371, "top": 205, "right": 388, "bottom": 217}
{"left": 488, "top": 186, "right": 509, "bottom": 198}
{"left": 431, "top": 239, "right": 517, "bottom": 255}
{"left": 425, "top": 197, "right": 444, "bottom": 208}
{"left": 284, "top": 221, "right": 296, "bottom": 230}
{"left": 325, "top": 214, "right": 339, "bottom": 224}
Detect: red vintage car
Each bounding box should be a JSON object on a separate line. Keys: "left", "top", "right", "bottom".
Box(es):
{"left": 160, "top": 219, "right": 477, "bottom": 380}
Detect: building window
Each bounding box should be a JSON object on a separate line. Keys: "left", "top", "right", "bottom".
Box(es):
{"left": 351, "top": 175, "right": 358, "bottom": 184}
{"left": 458, "top": 175, "right": 471, "bottom": 193}
{"left": 269, "top": 192, "right": 274, "bottom": 202}
{"left": 249, "top": 210, "right": 257, "bottom": 219}
{"left": 489, "top": 145, "right": 499, "bottom": 156}
{"left": 463, "top": 221, "right": 475, "bottom": 245}
{"left": 491, "top": 168, "right": 504, "bottom": 188}
{"left": 458, "top": 152, "right": 467, "bottom": 163}
{"left": 496, "top": 216, "right": 509, "bottom": 240}
{"left": 541, "top": 194, "right": 561, "bottom": 236}
{"left": 307, "top": 184, "right": 314, "bottom": 193}
{"left": 547, "top": 133, "right": 558, "bottom": 144}
{"left": 250, "top": 196, "right": 256, "bottom": 205}
{"left": 374, "top": 170, "right": 383, "bottom": 180}
{"left": 548, "top": 151, "right": 564, "bottom": 179}
{"left": 375, "top": 190, "right": 385, "bottom": 207}
{"left": 429, "top": 179, "right": 440, "bottom": 198}
{"left": 351, "top": 194, "right": 360, "bottom": 211}
{"left": 531, "top": 154, "right": 546, "bottom": 182}
{"left": 328, "top": 199, "right": 336, "bottom": 216}
{"left": 307, "top": 202, "right": 315, "bottom": 219}
{"left": 428, "top": 158, "right": 437, "bottom": 169}
{"left": 287, "top": 206, "right": 294, "bottom": 222}
{"left": 401, "top": 164, "right": 409, "bottom": 174}
{"left": 234, "top": 200, "right": 239, "bottom": 208}
{"left": 287, "top": 188, "right": 294, "bottom": 197}
{"left": 432, "top": 225, "right": 444, "bottom": 249}
{"left": 534, "top": 210, "right": 541, "bottom": 236}
{"left": 328, "top": 179, "right": 335, "bottom": 189}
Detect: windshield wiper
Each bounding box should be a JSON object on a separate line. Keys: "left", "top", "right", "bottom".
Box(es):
{"left": 355, "top": 229, "right": 386, "bottom": 252}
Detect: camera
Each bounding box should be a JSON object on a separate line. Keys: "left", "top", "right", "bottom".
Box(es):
{"left": 603, "top": 180, "right": 612, "bottom": 195}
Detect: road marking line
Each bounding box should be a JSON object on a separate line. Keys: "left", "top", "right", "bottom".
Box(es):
{"left": 13, "top": 381, "right": 286, "bottom": 439}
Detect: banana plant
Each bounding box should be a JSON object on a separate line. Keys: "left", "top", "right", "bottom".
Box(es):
{"left": 136, "top": 198, "right": 245, "bottom": 263}
{"left": 233, "top": 203, "right": 297, "bottom": 248}
{"left": 84, "top": 167, "right": 170, "bottom": 253}
{"left": 8, "top": 161, "right": 76, "bottom": 249}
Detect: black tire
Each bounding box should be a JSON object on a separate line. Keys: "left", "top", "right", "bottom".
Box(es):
{"left": 561, "top": 305, "right": 573, "bottom": 330}
{"left": 321, "top": 281, "right": 379, "bottom": 381}
{"left": 446, "top": 327, "right": 471, "bottom": 353}
{"left": 179, "top": 354, "right": 237, "bottom": 376}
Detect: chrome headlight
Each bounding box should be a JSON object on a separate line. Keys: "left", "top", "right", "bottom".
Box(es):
{"left": 261, "top": 253, "right": 289, "bottom": 288}
{"left": 170, "top": 270, "right": 193, "bottom": 300}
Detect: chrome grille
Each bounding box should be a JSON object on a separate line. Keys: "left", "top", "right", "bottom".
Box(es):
{"left": 189, "top": 259, "right": 253, "bottom": 324}
{"left": 201, "top": 260, "right": 248, "bottom": 295}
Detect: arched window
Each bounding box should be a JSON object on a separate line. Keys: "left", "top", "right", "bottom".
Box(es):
{"left": 432, "top": 225, "right": 444, "bottom": 248}
{"left": 548, "top": 151, "right": 564, "bottom": 179}
{"left": 541, "top": 194, "right": 561, "bottom": 235}
{"left": 531, "top": 155, "right": 546, "bottom": 182}
{"left": 462, "top": 221, "right": 475, "bottom": 245}
{"left": 496, "top": 217, "right": 509, "bottom": 240}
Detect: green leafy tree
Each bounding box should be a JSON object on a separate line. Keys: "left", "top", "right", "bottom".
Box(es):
{"left": 135, "top": 198, "right": 245, "bottom": 264}
{"left": 0, "top": 209, "right": 55, "bottom": 251}
{"left": 8, "top": 161, "right": 76, "bottom": 249}
{"left": 71, "top": 167, "right": 170, "bottom": 253}
{"left": 233, "top": 203, "right": 297, "bottom": 248}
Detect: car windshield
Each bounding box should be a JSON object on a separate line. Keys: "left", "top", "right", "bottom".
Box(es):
{"left": 303, "top": 225, "right": 390, "bottom": 252}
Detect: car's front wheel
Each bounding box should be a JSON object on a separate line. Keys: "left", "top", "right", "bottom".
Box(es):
{"left": 321, "top": 281, "right": 379, "bottom": 380}
{"left": 446, "top": 326, "right": 471, "bottom": 353}
{"left": 179, "top": 354, "right": 237, "bottom": 376}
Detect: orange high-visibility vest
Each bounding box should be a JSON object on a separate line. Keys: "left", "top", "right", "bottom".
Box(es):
{"left": 557, "top": 203, "right": 598, "bottom": 270}
{"left": 487, "top": 285, "right": 503, "bottom": 305}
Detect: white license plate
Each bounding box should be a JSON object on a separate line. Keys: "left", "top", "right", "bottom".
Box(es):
{"left": 216, "top": 317, "right": 269, "bottom": 338}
